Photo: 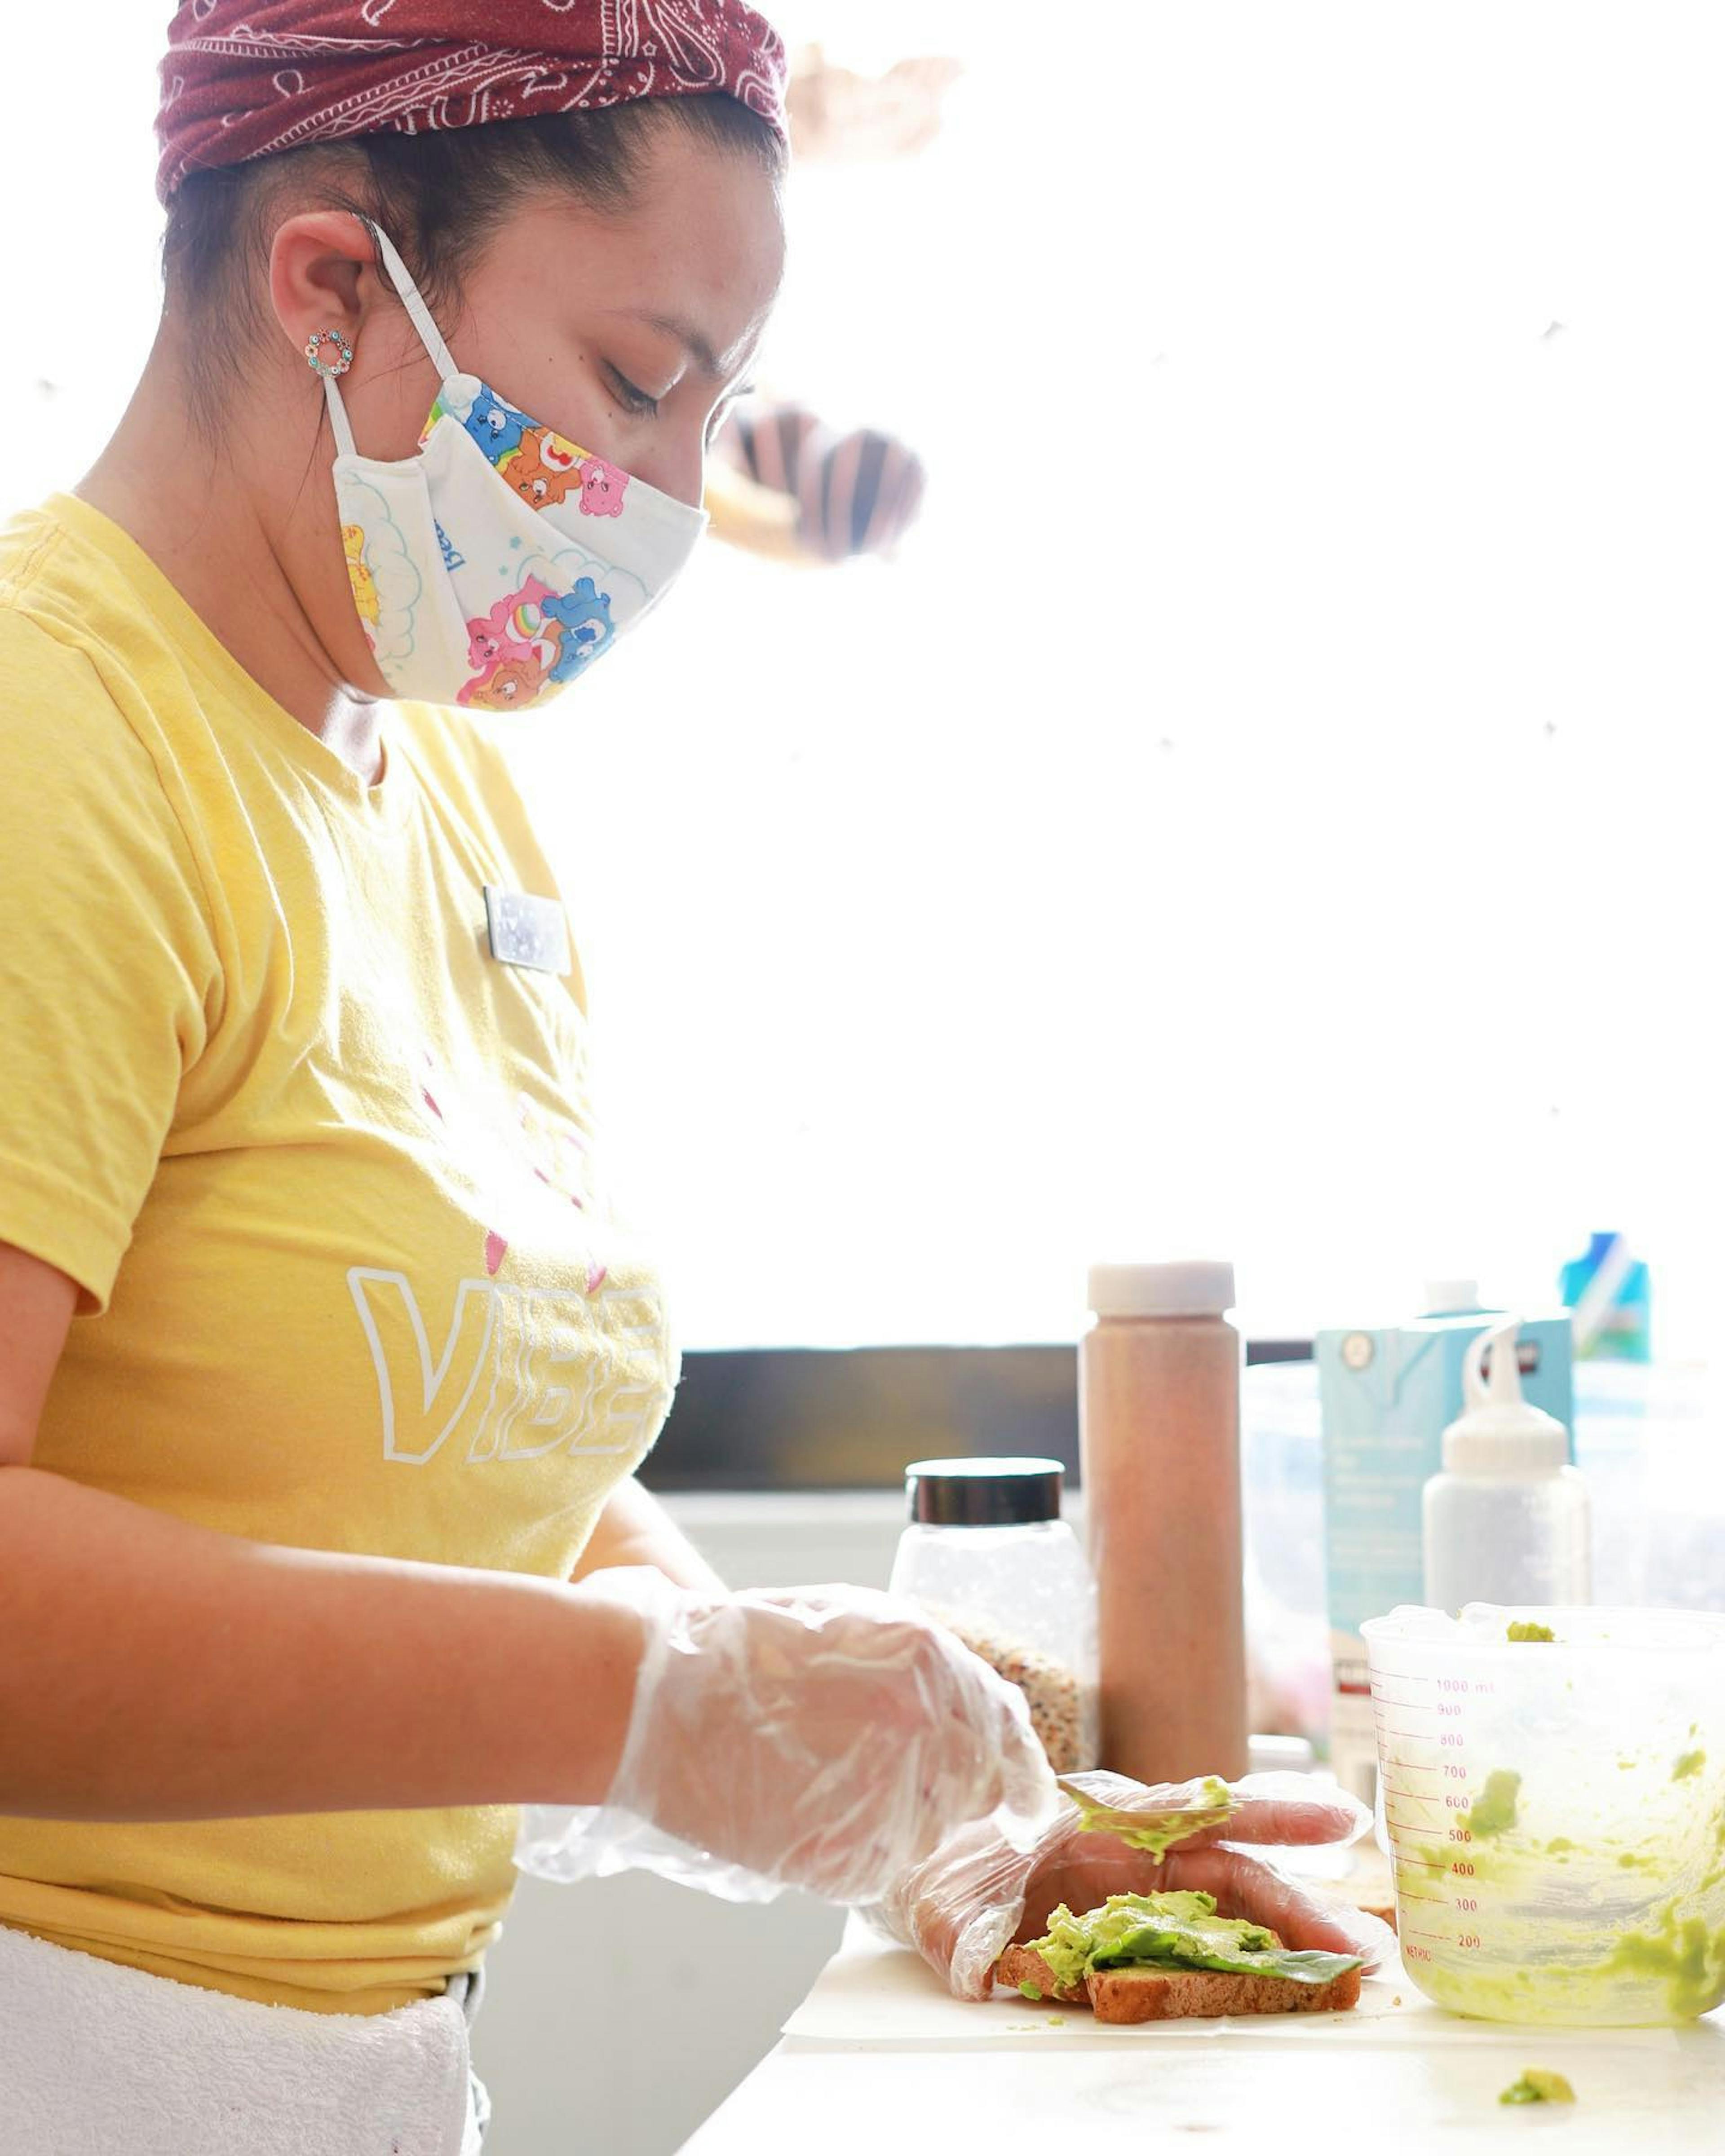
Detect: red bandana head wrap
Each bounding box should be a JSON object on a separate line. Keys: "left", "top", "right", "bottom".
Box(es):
{"left": 155, "top": 1, "right": 789, "bottom": 205}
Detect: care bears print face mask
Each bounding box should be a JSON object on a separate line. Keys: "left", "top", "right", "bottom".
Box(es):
{"left": 325, "top": 220, "right": 708, "bottom": 713}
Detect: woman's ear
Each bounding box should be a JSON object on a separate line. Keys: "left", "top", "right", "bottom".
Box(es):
{"left": 266, "top": 211, "right": 376, "bottom": 363}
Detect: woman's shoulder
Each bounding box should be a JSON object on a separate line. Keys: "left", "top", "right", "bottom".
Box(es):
{"left": 0, "top": 500, "right": 93, "bottom": 660}
{"left": 0, "top": 496, "right": 195, "bottom": 755}
{"left": 2, "top": 496, "right": 126, "bottom": 641}
{"left": 0, "top": 501, "right": 156, "bottom": 755}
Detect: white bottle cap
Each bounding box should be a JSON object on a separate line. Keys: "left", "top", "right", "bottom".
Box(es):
{"left": 1247, "top": 1732, "right": 1316, "bottom": 1776}
{"left": 1088, "top": 1260, "right": 1236, "bottom": 1319}
{"left": 1441, "top": 1318, "right": 1569, "bottom": 1472}
{"left": 1423, "top": 1278, "right": 1482, "bottom": 1315}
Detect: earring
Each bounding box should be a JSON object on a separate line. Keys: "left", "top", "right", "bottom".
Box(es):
{"left": 305, "top": 328, "right": 354, "bottom": 379}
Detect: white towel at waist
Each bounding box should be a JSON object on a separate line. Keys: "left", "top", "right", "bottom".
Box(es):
{"left": 0, "top": 1917, "right": 484, "bottom": 2156}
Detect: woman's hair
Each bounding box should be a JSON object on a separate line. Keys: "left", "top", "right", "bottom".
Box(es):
{"left": 162, "top": 95, "right": 782, "bottom": 412}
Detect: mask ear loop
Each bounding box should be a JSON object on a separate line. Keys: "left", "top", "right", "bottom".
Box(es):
{"left": 318, "top": 216, "right": 462, "bottom": 460}
{"left": 320, "top": 370, "right": 359, "bottom": 460}
{"left": 360, "top": 215, "right": 460, "bottom": 382}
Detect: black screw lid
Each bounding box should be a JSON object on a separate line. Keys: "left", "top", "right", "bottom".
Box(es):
{"left": 904, "top": 1456, "right": 1064, "bottom": 1527}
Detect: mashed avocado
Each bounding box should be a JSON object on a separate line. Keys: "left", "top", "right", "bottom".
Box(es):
{"left": 1464, "top": 1769, "right": 1522, "bottom": 1838}
{"left": 1607, "top": 1909, "right": 1725, "bottom": 2020}
{"left": 1392, "top": 1736, "right": 1725, "bottom": 2024}
{"left": 1500, "top": 2069, "right": 1575, "bottom": 2105}
{"left": 1028, "top": 1891, "right": 1363, "bottom": 1993}
{"left": 1418, "top": 1913, "right": 1725, "bottom": 2025}
{"left": 1506, "top": 1621, "right": 1556, "bottom": 1643}
{"left": 1057, "top": 1776, "right": 1239, "bottom": 1860}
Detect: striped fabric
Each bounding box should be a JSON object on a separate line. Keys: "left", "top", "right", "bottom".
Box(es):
{"left": 722, "top": 401, "right": 926, "bottom": 561}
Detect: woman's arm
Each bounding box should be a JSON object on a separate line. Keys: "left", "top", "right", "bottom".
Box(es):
{"left": 569, "top": 1474, "right": 725, "bottom": 1594}
{"left": 0, "top": 1463, "right": 643, "bottom": 1822}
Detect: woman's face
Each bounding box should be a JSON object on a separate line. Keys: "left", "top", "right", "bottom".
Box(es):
{"left": 334, "top": 119, "right": 786, "bottom": 512}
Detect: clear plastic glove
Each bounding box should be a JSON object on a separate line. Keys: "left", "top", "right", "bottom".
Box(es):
{"left": 862, "top": 1767, "right": 1398, "bottom": 1999}
{"left": 514, "top": 1567, "right": 1062, "bottom": 1906}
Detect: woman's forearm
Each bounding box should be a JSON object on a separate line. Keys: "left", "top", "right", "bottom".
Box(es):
{"left": 0, "top": 1465, "right": 641, "bottom": 1823}
{"left": 569, "top": 1475, "right": 726, "bottom": 1593}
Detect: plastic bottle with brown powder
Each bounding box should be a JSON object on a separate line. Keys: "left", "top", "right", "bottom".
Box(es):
{"left": 1079, "top": 1260, "right": 1248, "bottom": 1785}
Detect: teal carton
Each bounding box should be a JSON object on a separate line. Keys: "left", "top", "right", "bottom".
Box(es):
{"left": 1315, "top": 1305, "right": 1575, "bottom": 1802}
{"left": 1558, "top": 1232, "right": 1652, "bottom": 1361}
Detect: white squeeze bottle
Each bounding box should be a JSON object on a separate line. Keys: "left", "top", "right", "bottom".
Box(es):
{"left": 1421, "top": 1317, "right": 1591, "bottom": 1609}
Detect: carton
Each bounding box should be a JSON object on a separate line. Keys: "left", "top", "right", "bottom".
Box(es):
{"left": 1315, "top": 1309, "right": 1575, "bottom": 1803}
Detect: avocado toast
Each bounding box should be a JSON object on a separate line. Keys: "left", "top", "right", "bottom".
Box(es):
{"left": 996, "top": 1890, "right": 1365, "bottom": 2024}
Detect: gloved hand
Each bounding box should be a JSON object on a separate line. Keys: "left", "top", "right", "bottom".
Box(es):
{"left": 514, "top": 1567, "right": 1062, "bottom": 1906}
{"left": 864, "top": 1767, "right": 1398, "bottom": 1998}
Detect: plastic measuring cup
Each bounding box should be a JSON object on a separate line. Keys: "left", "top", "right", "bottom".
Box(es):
{"left": 1362, "top": 1604, "right": 1725, "bottom": 2025}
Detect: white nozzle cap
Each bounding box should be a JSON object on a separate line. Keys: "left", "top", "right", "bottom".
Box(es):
{"left": 1423, "top": 1278, "right": 1482, "bottom": 1315}
{"left": 1442, "top": 1319, "right": 1568, "bottom": 1472}
{"left": 1088, "top": 1260, "right": 1236, "bottom": 1319}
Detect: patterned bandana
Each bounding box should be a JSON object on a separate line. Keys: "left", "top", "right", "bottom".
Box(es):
{"left": 155, "top": 1, "right": 789, "bottom": 204}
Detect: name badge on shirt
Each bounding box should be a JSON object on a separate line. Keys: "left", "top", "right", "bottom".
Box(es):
{"left": 482, "top": 885, "right": 571, "bottom": 976}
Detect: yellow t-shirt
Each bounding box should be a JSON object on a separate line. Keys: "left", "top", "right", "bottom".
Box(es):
{"left": 0, "top": 495, "right": 679, "bottom": 2015}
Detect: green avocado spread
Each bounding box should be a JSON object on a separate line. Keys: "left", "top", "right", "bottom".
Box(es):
{"left": 1026, "top": 1891, "right": 1364, "bottom": 1993}
{"left": 1506, "top": 1621, "right": 1556, "bottom": 1643}
{"left": 1607, "top": 1908, "right": 1725, "bottom": 2020}
{"left": 1499, "top": 2069, "right": 1576, "bottom": 2105}
{"left": 1464, "top": 1768, "right": 1522, "bottom": 1838}
{"left": 1057, "top": 1776, "right": 1239, "bottom": 1860}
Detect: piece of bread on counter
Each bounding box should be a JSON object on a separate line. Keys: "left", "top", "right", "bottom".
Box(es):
{"left": 995, "top": 1943, "right": 1364, "bottom": 2024}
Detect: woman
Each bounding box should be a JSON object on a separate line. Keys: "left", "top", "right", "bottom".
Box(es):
{"left": 0, "top": 6, "right": 1389, "bottom": 2149}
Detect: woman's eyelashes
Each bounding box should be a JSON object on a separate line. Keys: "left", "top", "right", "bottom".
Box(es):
{"left": 605, "top": 358, "right": 757, "bottom": 447}
{"left": 604, "top": 362, "right": 661, "bottom": 419}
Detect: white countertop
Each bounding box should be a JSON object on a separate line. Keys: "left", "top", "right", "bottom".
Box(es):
{"left": 681, "top": 1916, "right": 1725, "bottom": 2152}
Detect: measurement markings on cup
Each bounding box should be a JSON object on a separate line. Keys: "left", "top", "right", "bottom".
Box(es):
{"left": 1379, "top": 1664, "right": 1472, "bottom": 1891}
{"left": 1367, "top": 1633, "right": 1520, "bottom": 1975}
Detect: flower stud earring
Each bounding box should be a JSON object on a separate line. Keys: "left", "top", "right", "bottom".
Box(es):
{"left": 305, "top": 328, "right": 354, "bottom": 378}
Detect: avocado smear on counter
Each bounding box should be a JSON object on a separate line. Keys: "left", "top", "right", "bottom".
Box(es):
{"left": 1499, "top": 2070, "right": 1576, "bottom": 2105}
{"left": 1027, "top": 1891, "right": 1365, "bottom": 1993}
{"left": 1506, "top": 1621, "right": 1556, "bottom": 1643}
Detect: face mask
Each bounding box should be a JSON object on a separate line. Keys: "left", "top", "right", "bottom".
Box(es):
{"left": 322, "top": 221, "right": 708, "bottom": 713}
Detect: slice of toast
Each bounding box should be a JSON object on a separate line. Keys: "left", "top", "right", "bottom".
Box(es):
{"left": 997, "top": 1946, "right": 1087, "bottom": 2005}
{"left": 995, "top": 1944, "right": 1363, "bottom": 2024}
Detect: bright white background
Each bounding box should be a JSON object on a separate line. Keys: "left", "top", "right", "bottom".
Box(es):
{"left": 6, "top": 3, "right": 1723, "bottom": 1354}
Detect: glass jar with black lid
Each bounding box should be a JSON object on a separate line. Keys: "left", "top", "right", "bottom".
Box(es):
{"left": 888, "top": 1456, "right": 1099, "bottom": 1773}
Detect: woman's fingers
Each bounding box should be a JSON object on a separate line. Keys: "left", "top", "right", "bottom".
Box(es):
{"left": 1222, "top": 1771, "right": 1372, "bottom": 1843}
{"left": 1147, "top": 1772, "right": 1371, "bottom": 1855}
{"left": 1014, "top": 1771, "right": 1379, "bottom": 1958}
{"left": 1057, "top": 1770, "right": 1371, "bottom": 1856}
{"left": 1170, "top": 1794, "right": 1367, "bottom": 1851}
{"left": 1160, "top": 1847, "right": 1398, "bottom": 1970}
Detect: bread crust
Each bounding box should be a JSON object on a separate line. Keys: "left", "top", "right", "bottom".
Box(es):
{"left": 996, "top": 1945, "right": 1085, "bottom": 2003}
{"left": 994, "top": 1943, "right": 1363, "bottom": 2023}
